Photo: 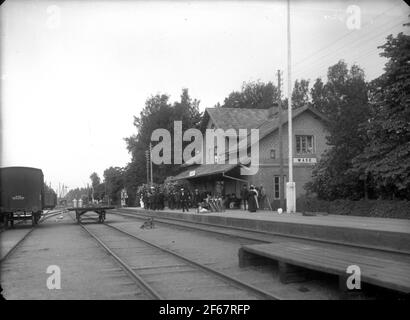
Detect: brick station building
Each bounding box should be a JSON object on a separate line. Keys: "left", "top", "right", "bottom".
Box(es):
{"left": 169, "top": 105, "right": 329, "bottom": 209}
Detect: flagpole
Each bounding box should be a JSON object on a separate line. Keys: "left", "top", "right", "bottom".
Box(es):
{"left": 286, "top": 0, "right": 296, "bottom": 213}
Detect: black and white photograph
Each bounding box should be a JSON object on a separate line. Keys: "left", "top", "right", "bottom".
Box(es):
{"left": 1, "top": 0, "right": 409, "bottom": 307}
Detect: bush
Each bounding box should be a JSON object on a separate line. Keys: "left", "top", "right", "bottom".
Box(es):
{"left": 296, "top": 196, "right": 410, "bottom": 219}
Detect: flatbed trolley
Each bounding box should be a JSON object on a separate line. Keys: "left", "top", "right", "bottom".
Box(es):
{"left": 67, "top": 206, "right": 114, "bottom": 223}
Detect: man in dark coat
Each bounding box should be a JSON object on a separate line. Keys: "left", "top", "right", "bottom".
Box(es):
{"left": 180, "top": 188, "right": 189, "bottom": 212}
{"left": 240, "top": 184, "right": 249, "bottom": 210}
{"left": 193, "top": 189, "right": 202, "bottom": 209}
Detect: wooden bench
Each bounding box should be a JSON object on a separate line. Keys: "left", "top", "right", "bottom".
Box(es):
{"left": 238, "top": 240, "right": 410, "bottom": 294}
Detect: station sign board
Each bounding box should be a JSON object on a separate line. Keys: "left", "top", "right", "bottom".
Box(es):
{"left": 293, "top": 157, "right": 317, "bottom": 164}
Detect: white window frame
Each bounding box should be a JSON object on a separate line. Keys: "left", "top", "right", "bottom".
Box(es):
{"left": 295, "top": 135, "right": 315, "bottom": 155}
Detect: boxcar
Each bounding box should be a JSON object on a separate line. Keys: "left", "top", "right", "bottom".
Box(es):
{"left": 44, "top": 190, "right": 57, "bottom": 210}
{"left": 0, "top": 166, "right": 44, "bottom": 227}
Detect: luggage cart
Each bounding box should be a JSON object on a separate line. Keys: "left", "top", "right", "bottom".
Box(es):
{"left": 67, "top": 206, "right": 114, "bottom": 223}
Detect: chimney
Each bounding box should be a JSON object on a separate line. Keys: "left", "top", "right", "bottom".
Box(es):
{"left": 269, "top": 102, "right": 279, "bottom": 118}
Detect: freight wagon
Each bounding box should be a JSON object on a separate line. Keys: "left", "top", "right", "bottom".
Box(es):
{"left": 43, "top": 190, "right": 57, "bottom": 210}
{"left": 0, "top": 166, "right": 45, "bottom": 228}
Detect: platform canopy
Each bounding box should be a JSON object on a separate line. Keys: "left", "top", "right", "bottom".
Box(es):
{"left": 169, "top": 163, "right": 238, "bottom": 181}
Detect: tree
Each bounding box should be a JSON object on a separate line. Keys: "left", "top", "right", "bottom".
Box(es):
{"left": 124, "top": 89, "right": 202, "bottom": 197}
{"left": 310, "top": 78, "right": 328, "bottom": 114}
{"left": 222, "top": 80, "right": 279, "bottom": 109}
{"left": 104, "top": 166, "right": 124, "bottom": 204}
{"left": 291, "top": 79, "right": 310, "bottom": 109}
{"left": 352, "top": 30, "right": 410, "bottom": 199}
{"left": 64, "top": 187, "right": 88, "bottom": 203}
{"left": 89, "top": 172, "right": 100, "bottom": 189}
{"left": 306, "top": 60, "right": 370, "bottom": 200}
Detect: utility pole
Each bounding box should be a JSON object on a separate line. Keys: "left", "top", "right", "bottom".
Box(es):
{"left": 277, "top": 70, "right": 285, "bottom": 211}
{"left": 145, "top": 149, "right": 150, "bottom": 185}
{"left": 286, "top": 0, "right": 296, "bottom": 213}
{"left": 149, "top": 142, "right": 153, "bottom": 185}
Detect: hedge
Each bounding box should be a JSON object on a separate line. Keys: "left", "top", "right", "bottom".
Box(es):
{"left": 296, "top": 196, "right": 410, "bottom": 219}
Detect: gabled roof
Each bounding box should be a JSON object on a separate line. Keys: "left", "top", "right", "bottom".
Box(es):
{"left": 225, "top": 105, "right": 329, "bottom": 154}
{"left": 255, "top": 105, "right": 329, "bottom": 142}
{"left": 203, "top": 107, "right": 273, "bottom": 131}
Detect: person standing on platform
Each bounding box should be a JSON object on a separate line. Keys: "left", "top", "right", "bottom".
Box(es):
{"left": 175, "top": 189, "right": 181, "bottom": 210}
{"left": 240, "top": 184, "right": 249, "bottom": 210}
{"left": 259, "top": 185, "right": 267, "bottom": 210}
{"left": 193, "top": 189, "right": 201, "bottom": 209}
{"left": 247, "top": 185, "right": 259, "bottom": 212}
{"left": 180, "top": 188, "right": 189, "bottom": 212}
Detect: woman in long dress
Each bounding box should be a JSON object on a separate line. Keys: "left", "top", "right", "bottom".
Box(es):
{"left": 247, "top": 186, "right": 259, "bottom": 212}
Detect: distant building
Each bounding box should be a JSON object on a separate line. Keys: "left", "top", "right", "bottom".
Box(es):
{"left": 169, "top": 105, "right": 329, "bottom": 209}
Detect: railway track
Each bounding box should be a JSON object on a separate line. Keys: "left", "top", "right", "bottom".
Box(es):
{"left": 71, "top": 212, "right": 281, "bottom": 300}
{"left": 112, "top": 209, "right": 408, "bottom": 255}
{"left": 0, "top": 209, "right": 67, "bottom": 263}
{"left": 112, "top": 209, "right": 276, "bottom": 244}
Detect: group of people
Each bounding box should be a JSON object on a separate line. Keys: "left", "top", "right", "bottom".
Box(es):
{"left": 240, "top": 184, "right": 268, "bottom": 213}
{"left": 141, "top": 187, "right": 165, "bottom": 211}
{"left": 140, "top": 183, "right": 268, "bottom": 213}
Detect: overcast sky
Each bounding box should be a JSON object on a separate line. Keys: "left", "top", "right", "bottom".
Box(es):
{"left": 1, "top": 0, "right": 409, "bottom": 193}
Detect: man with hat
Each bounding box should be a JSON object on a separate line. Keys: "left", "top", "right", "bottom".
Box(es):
{"left": 180, "top": 187, "right": 189, "bottom": 212}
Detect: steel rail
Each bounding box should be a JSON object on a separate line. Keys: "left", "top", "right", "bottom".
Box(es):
{"left": 112, "top": 209, "right": 270, "bottom": 244}
{"left": 0, "top": 210, "right": 66, "bottom": 263}
{"left": 103, "top": 221, "right": 282, "bottom": 300}
{"left": 70, "top": 214, "right": 163, "bottom": 300}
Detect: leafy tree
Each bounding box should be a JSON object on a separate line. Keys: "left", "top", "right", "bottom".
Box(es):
{"left": 222, "top": 80, "right": 279, "bottom": 109}
{"left": 104, "top": 166, "right": 124, "bottom": 204}
{"left": 89, "top": 172, "right": 105, "bottom": 200}
{"left": 306, "top": 60, "right": 370, "bottom": 200}
{"left": 64, "top": 187, "right": 88, "bottom": 203}
{"left": 291, "top": 79, "right": 310, "bottom": 109}
{"left": 89, "top": 172, "right": 101, "bottom": 189}
{"left": 310, "top": 78, "right": 328, "bottom": 114}
{"left": 352, "top": 30, "right": 410, "bottom": 199}
{"left": 124, "top": 89, "right": 202, "bottom": 198}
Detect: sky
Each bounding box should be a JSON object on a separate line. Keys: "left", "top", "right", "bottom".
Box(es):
{"left": 1, "top": 0, "right": 409, "bottom": 194}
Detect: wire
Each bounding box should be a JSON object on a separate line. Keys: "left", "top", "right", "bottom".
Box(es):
{"left": 294, "top": 18, "right": 407, "bottom": 74}
{"left": 292, "top": 2, "right": 402, "bottom": 68}
{"left": 293, "top": 19, "right": 407, "bottom": 78}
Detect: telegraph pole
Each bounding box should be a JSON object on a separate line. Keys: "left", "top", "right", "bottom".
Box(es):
{"left": 286, "top": 0, "right": 296, "bottom": 213}
{"left": 149, "top": 142, "right": 153, "bottom": 185}
{"left": 145, "top": 149, "right": 150, "bottom": 185}
{"left": 277, "top": 70, "right": 285, "bottom": 211}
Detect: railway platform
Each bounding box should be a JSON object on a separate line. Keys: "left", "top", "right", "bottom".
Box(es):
{"left": 119, "top": 207, "right": 410, "bottom": 254}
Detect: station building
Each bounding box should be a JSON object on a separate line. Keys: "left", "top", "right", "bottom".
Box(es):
{"left": 169, "top": 105, "right": 330, "bottom": 209}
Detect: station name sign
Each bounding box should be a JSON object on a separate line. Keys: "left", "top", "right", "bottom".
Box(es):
{"left": 293, "top": 157, "right": 317, "bottom": 164}
{"left": 12, "top": 195, "right": 25, "bottom": 200}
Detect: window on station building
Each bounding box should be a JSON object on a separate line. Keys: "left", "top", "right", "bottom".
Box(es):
{"left": 273, "top": 175, "right": 287, "bottom": 199}
{"left": 296, "top": 135, "right": 315, "bottom": 154}
{"left": 270, "top": 149, "right": 276, "bottom": 159}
